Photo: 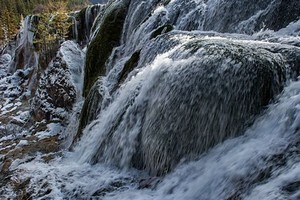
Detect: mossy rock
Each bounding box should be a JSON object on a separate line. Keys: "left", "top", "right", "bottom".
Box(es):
{"left": 75, "top": 50, "right": 140, "bottom": 144}
{"left": 130, "top": 36, "right": 293, "bottom": 176}
{"left": 83, "top": 0, "right": 130, "bottom": 97}
{"left": 74, "top": 81, "right": 103, "bottom": 145}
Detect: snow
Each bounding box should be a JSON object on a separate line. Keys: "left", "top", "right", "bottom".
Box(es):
{"left": 35, "top": 123, "right": 64, "bottom": 140}
{"left": 16, "top": 140, "right": 29, "bottom": 148}
{"left": 0, "top": 135, "right": 14, "bottom": 142}
{"left": 0, "top": 142, "right": 17, "bottom": 151}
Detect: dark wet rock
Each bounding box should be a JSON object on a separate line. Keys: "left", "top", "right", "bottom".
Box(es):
{"left": 138, "top": 177, "right": 161, "bottom": 189}
{"left": 74, "top": 81, "right": 103, "bottom": 145}
{"left": 83, "top": 0, "right": 130, "bottom": 97}
{"left": 91, "top": 178, "right": 132, "bottom": 197}
{"left": 117, "top": 50, "right": 140, "bottom": 85}
{"left": 74, "top": 4, "right": 106, "bottom": 44}
{"left": 257, "top": 0, "right": 300, "bottom": 32}
{"left": 282, "top": 181, "right": 300, "bottom": 194}
{"left": 150, "top": 24, "right": 174, "bottom": 39}
{"left": 75, "top": 50, "right": 140, "bottom": 144}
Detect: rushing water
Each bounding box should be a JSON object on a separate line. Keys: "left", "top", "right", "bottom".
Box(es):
{"left": 15, "top": 77, "right": 300, "bottom": 199}
{"left": 2, "top": 0, "right": 300, "bottom": 199}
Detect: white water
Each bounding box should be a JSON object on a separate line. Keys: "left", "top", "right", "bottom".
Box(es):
{"left": 2, "top": 0, "right": 300, "bottom": 199}
{"left": 13, "top": 77, "right": 300, "bottom": 199}
{"left": 85, "top": 4, "right": 106, "bottom": 42}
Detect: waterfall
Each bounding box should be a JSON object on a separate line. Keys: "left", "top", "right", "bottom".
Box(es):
{"left": 74, "top": 4, "right": 106, "bottom": 44}
{"left": 74, "top": 31, "right": 300, "bottom": 175}
{"left": 10, "top": 70, "right": 300, "bottom": 199}
{"left": 1, "top": 0, "right": 300, "bottom": 199}
{"left": 100, "top": 78, "right": 300, "bottom": 199}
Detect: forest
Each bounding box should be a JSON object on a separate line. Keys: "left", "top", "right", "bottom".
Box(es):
{"left": 0, "top": 0, "right": 89, "bottom": 46}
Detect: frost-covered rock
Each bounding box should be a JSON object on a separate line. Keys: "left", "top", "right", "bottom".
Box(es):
{"left": 0, "top": 54, "right": 11, "bottom": 78}
{"left": 31, "top": 57, "right": 76, "bottom": 122}
{"left": 0, "top": 54, "right": 11, "bottom": 68}
{"left": 58, "top": 41, "right": 85, "bottom": 98}
{"left": 31, "top": 41, "right": 84, "bottom": 122}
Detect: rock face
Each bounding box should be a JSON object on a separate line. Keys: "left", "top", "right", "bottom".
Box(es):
{"left": 31, "top": 57, "right": 76, "bottom": 122}
{"left": 75, "top": 80, "right": 103, "bottom": 144}
{"left": 83, "top": 0, "right": 130, "bottom": 97}
{"left": 257, "top": 0, "right": 300, "bottom": 32}
{"left": 31, "top": 41, "right": 84, "bottom": 122}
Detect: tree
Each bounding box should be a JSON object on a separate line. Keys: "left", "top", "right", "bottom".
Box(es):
{"left": 33, "top": 3, "right": 72, "bottom": 68}
{"left": 0, "top": 0, "right": 89, "bottom": 46}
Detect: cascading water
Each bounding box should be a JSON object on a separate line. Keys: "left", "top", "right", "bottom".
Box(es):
{"left": 1, "top": 0, "right": 300, "bottom": 199}
{"left": 10, "top": 66, "right": 300, "bottom": 199}
{"left": 73, "top": 3, "right": 106, "bottom": 44}
{"left": 98, "top": 78, "right": 300, "bottom": 200}
{"left": 9, "top": 15, "right": 39, "bottom": 73}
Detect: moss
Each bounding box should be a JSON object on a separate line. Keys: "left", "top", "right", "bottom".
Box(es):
{"left": 150, "top": 24, "right": 173, "bottom": 39}
{"left": 83, "top": 1, "right": 130, "bottom": 97}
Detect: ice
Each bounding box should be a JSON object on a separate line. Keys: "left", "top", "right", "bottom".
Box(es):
{"left": 35, "top": 123, "right": 64, "bottom": 140}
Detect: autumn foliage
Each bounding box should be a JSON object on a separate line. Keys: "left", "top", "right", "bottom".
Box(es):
{"left": 0, "top": 0, "right": 88, "bottom": 46}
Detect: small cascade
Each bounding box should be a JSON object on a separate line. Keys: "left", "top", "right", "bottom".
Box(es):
{"left": 70, "top": 14, "right": 80, "bottom": 42}
{"left": 74, "top": 4, "right": 106, "bottom": 44}
{"left": 99, "top": 78, "right": 300, "bottom": 200}
{"left": 9, "top": 15, "right": 39, "bottom": 72}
